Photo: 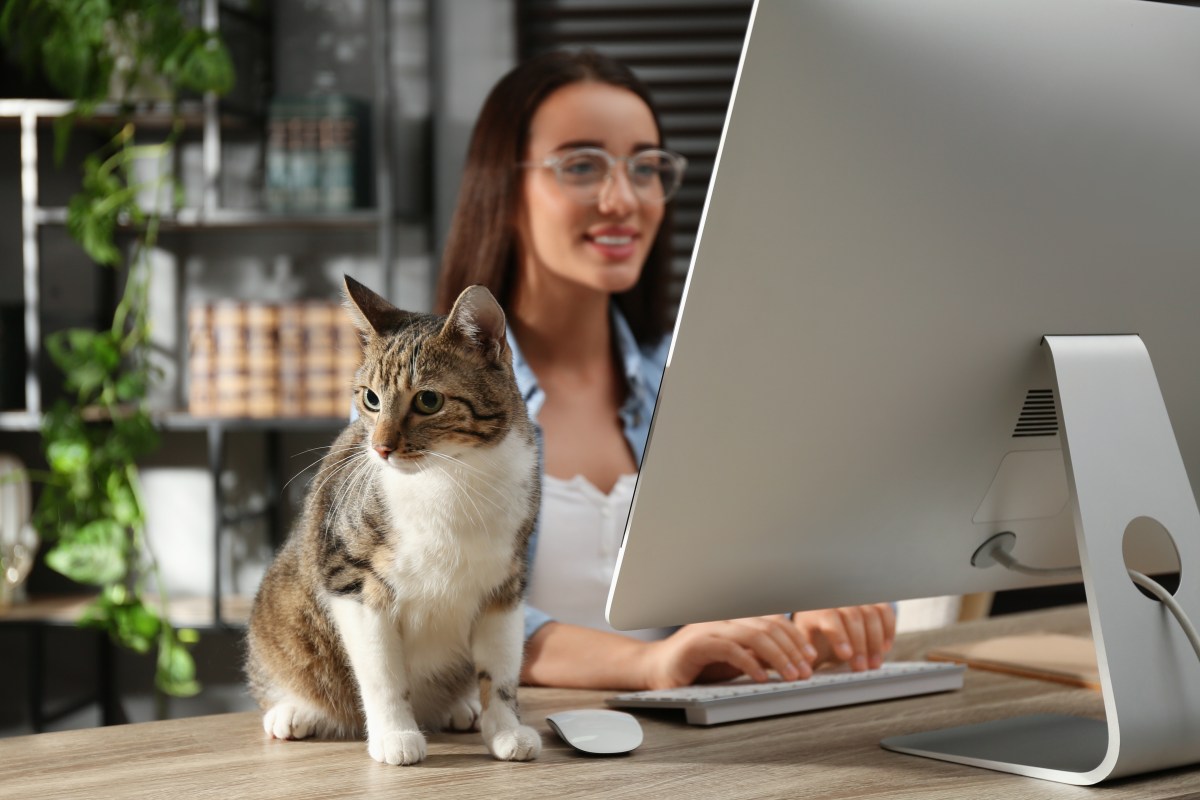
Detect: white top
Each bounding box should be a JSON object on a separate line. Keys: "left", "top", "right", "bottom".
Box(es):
{"left": 526, "top": 473, "right": 673, "bottom": 642}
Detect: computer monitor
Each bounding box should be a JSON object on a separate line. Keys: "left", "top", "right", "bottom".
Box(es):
{"left": 606, "top": 0, "right": 1200, "bottom": 785}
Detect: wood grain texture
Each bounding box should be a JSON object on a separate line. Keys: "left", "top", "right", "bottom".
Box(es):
{"left": 3, "top": 605, "right": 1199, "bottom": 799}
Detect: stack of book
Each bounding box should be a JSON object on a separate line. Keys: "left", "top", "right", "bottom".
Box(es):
{"left": 188, "top": 301, "right": 361, "bottom": 419}
{"left": 265, "top": 95, "right": 370, "bottom": 213}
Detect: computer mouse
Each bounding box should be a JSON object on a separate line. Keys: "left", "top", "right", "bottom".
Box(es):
{"left": 545, "top": 708, "right": 644, "bottom": 755}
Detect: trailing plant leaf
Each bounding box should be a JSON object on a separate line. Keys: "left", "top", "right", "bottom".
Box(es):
{"left": 44, "top": 519, "right": 128, "bottom": 584}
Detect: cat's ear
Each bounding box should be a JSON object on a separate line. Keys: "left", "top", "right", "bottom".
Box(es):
{"left": 343, "top": 275, "right": 412, "bottom": 337}
{"left": 442, "top": 285, "right": 510, "bottom": 362}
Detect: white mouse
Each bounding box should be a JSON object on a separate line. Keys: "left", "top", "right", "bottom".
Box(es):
{"left": 546, "top": 709, "right": 644, "bottom": 755}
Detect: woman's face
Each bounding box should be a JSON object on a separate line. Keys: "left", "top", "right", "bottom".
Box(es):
{"left": 516, "top": 81, "right": 665, "bottom": 297}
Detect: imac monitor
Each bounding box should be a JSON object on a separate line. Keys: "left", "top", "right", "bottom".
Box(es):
{"left": 607, "top": 0, "right": 1200, "bottom": 785}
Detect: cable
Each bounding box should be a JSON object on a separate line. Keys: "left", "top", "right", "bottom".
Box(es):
{"left": 1127, "top": 569, "right": 1200, "bottom": 664}
{"left": 989, "top": 544, "right": 1083, "bottom": 579}
{"left": 973, "top": 531, "right": 1200, "bottom": 665}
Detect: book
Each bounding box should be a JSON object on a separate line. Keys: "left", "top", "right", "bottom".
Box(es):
{"left": 287, "top": 105, "right": 321, "bottom": 213}
{"left": 265, "top": 95, "right": 369, "bottom": 213}
{"left": 277, "top": 303, "right": 306, "bottom": 417}
{"left": 244, "top": 303, "right": 280, "bottom": 418}
{"left": 926, "top": 633, "right": 1100, "bottom": 690}
{"left": 264, "top": 101, "right": 290, "bottom": 213}
{"left": 185, "top": 300, "right": 361, "bottom": 420}
{"left": 186, "top": 304, "right": 216, "bottom": 417}
{"left": 210, "top": 301, "right": 249, "bottom": 418}
{"left": 301, "top": 301, "right": 341, "bottom": 418}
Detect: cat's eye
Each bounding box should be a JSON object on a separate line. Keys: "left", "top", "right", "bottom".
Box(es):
{"left": 362, "top": 388, "right": 381, "bottom": 412}
{"left": 412, "top": 390, "right": 444, "bottom": 415}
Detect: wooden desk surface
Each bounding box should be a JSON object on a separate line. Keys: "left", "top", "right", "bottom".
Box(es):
{"left": 3, "top": 605, "right": 1198, "bottom": 800}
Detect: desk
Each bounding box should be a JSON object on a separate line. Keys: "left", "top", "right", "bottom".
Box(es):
{"left": 2, "top": 605, "right": 1198, "bottom": 799}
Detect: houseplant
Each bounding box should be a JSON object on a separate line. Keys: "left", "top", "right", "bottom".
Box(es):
{"left": 1, "top": 0, "right": 235, "bottom": 698}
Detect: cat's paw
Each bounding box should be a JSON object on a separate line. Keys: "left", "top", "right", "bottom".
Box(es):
{"left": 369, "top": 729, "right": 427, "bottom": 766}
{"left": 263, "top": 703, "right": 322, "bottom": 740}
{"left": 445, "top": 696, "right": 482, "bottom": 732}
{"left": 487, "top": 725, "right": 541, "bottom": 761}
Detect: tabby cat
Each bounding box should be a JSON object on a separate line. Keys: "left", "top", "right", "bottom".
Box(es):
{"left": 245, "top": 276, "right": 542, "bottom": 766}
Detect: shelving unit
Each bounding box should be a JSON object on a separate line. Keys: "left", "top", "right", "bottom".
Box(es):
{"left": 1, "top": 0, "right": 400, "bottom": 629}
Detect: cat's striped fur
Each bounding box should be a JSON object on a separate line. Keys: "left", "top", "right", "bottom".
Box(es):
{"left": 245, "top": 277, "right": 541, "bottom": 765}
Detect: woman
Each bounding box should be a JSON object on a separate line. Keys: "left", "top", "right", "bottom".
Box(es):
{"left": 435, "top": 50, "right": 895, "bottom": 690}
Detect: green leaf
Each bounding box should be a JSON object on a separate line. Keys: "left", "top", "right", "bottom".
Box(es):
{"left": 46, "top": 439, "right": 90, "bottom": 474}
{"left": 53, "top": 115, "right": 77, "bottom": 167}
{"left": 177, "top": 38, "right": 235, "bottom": 95}
{"left": 112, "top": 413, "right": 158, "bottom": 458}
{"left": 114, "top": 371, "right": 147, "bottom": 401}
{"left": 157, "top": 638, "right": 200, "bottom": 697}
{"left": 106, "top": 473, "right": 140, "bottom": 527}
{"left": 113, "top": 601, "right": 161, "bottom": 653}
{"left": 44, "top": 519, "right": 127, "bottom": 584}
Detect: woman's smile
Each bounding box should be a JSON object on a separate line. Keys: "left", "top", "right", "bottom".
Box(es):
{"left": 584, "top": 225, "right": 640, "bottom": 261}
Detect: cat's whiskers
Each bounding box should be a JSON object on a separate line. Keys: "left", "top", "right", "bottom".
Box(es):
{"left": 328, "top": 453, "right": 378, "bottom": 530}
{"left": 311, "top": 446, "right": 374, "bottom": 505}
{"left": 283, "top": 446, "right": 363, "bottom": 494}
{"left": 424, "top": 457, "right": 487, "bottom": 530}
{"left": 421, "top": 460, "right": 509, "bottom": 518}
{"left": 421, "top": 450, "right": 517, "bottom": 513}
{"left": 438, "top": 463, "right": 488, "bottom": 531}
{"left": 291, "top": 442, "right": 361, "bottom": 459}
{"left": 327, "top": 449, "right": 373, "bottom": 512}
{"left": 411, "top": 458, "right": 466, "bottom": 532}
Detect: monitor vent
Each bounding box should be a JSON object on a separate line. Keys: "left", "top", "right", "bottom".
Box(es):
{"left": 1013, "top": 389, "right": 1059, "bottom": 437}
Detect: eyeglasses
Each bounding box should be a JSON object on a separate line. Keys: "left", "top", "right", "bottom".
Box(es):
{"left": 521, "top": 147, "right": 688, "bottom": 205}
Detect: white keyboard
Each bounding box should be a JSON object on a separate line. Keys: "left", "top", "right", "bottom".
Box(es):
{"left": 606, "top": 661, "right": 966, "bottom": 725}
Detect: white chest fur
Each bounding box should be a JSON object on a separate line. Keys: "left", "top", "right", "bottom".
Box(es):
{"left": 371, "top": 431, "right": 535, "bottom": 656}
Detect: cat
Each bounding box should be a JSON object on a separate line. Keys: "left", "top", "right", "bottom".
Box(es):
{"left": 245, "top": 276, "right": 542, "bottom": 766}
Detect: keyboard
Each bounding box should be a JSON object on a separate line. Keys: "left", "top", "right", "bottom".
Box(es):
{"left": 606, "top": 661, "right": 966, "bottom": 725}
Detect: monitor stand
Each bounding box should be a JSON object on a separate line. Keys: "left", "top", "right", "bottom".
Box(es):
{"left": 881, "top": 334, "right": 1200, "bottom": 784}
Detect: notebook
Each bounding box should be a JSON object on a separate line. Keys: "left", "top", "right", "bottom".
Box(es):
{"left": 926, "top": 633, "right": 1099, "bottom": 690}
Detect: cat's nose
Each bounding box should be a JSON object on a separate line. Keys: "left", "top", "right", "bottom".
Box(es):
{"left": 373, "top": 444, "right": 394, "bottom": 461}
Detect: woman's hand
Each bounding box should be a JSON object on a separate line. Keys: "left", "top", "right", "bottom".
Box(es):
{"left": 636, "top": 604, "right": 897, "bottom": 690}
{"left": 638, "top": 616, "right": 819, "bottom": 690}
{"left": 792, "top": 603, "right": 896, "bottom": 671}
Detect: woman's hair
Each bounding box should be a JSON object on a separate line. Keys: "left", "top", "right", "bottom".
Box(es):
{"left": 433, "top": 49, "right": 673, "bottom": 345}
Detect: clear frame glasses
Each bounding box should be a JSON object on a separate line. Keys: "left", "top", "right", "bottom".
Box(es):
{"left": 521, "top": 147, "right": 688, "bottom": 205}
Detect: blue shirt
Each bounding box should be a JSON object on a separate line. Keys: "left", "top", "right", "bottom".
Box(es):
{"left": 510, "top": 306, "right": 670, "bottom": 640}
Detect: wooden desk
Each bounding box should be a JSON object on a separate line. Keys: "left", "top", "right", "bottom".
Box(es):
{"left": 3, "top": 605, "right": 1198, "bottom": 799}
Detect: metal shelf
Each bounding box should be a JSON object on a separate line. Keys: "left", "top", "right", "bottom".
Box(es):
{"left": 156, "top": 413, "right": 347, "bottom": 432}
{"left": 0, "top": 98, "right": 258, "bottom": 130}
{"left": 0, "top": 411, "right": 41, "bottom": 432}
{"left": 35, "top": 206, "right": 384, "bottom": 231}
{"left": 0, "top": 410, "right": 348, "bottom": 433}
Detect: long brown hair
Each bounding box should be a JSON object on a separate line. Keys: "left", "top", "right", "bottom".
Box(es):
{"left": 433, "top": 49, "right": 673, "bottom": 346}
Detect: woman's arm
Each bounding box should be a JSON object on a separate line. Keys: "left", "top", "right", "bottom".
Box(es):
{"left": 522, "top": 621, "right": 656, "bottom": 690}
{"left": 522, "top": 605, "right": 898, "bottom": 690}
{"left": 522, "top": 616, "right": 817, "bottom": 690}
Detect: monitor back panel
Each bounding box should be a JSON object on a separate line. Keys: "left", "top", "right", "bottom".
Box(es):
{"left": 608, "top": 0, "right": 1200, "bottom": 629}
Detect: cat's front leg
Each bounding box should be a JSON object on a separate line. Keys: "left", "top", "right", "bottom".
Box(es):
{"left": 472, "top": 601, "right": 541, "bottom": 761}
{"left": 328, "top": 596, "right": 426, "bottom": 765}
